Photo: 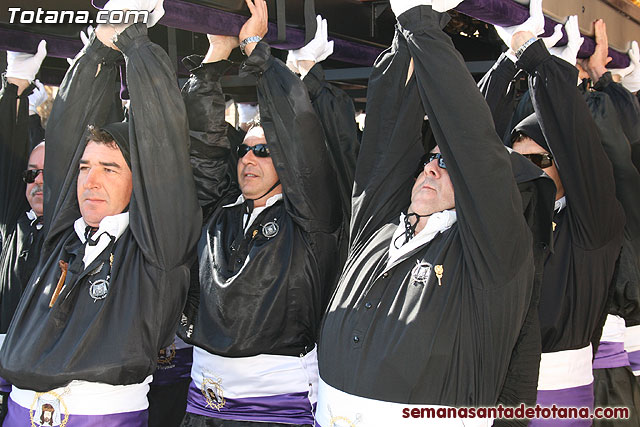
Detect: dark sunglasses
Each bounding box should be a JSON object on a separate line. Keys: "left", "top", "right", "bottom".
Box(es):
{"left": 523, "top": 153, "right": 553, "bottom": 169}
{"left": 237, "top": 143, "right": 270, "bottom": 158}
{"left": 415, "top": 152, "right": 447, "bottom": 177}
{"left": 22, "top": 168, "right": 43, "bottom": 184}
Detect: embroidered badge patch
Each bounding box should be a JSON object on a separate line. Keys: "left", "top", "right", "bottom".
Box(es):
{"left": 410, "top": 260, "right": 432, "bottom": 287}
{"left": 201, "top": 374, "right": 225, "bottom": 411}
{"left": 261, "top": 220, "right": 279, "bottom": 238}
{"left": 88, "top": 279, "right": 109, "bottom": 301}
{"left": 327, "top": 405, "right": 362, "bottom": 427}
{"left": 157, "top": 342, "right": 177, "bottom": 366}
{"left": 30, "top": 390, "right": 69, "bottom": 427}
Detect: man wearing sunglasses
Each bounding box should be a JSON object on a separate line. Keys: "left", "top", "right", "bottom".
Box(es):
{"left": 177, "top": 1, "right": 341, "bottom": 426}
{"left": 316, "top": 2, "right": 536, "bottom": 425}
{"left": 505, "top": 24, "right": 625, "bottom": 422}
{"left": 0, "top": 4, "right": 202, "bottom": 425}
{"left": 0, "top": 44, "right": 48, "bottom": 422}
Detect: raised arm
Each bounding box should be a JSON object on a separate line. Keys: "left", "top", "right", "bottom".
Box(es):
{"left": 43, "top": 35, "right": 122, "bottom": 242}
{"left": 112, "top": 23, "right": 201, "bottom": 270}
{"left": 584, "top": 91, "right": 640, "bottom": 249}
{"left": 348, "top": 32, "right": 425, "bottom": 243}
{"left": 399, "top": 5, "right": 531, "bottom": 284}
{"left": 515, "top": 35, "right": 624, "bottom": 248}
{"left": 478, "top": 53, "right": 520, "bottom": 141}
{"left": 0, "top": 76, "right": 32, "bottom": 233}
{"left": 302, "top": 63, "right": 359, "bottom": 218}
{"left": 181, "top": 36, "right": 238, "bottom": 220}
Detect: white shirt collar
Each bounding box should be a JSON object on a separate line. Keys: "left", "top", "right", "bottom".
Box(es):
{"left": 74, "top": 212, "right": 130, "bottom": 244}
{"left": 223, "top": 193, "right": 283, "bottom": 209}
{"left": 554, "top": 196, "right": 567, "bottom": 213}
{"left": 26, "top": 209, "right": 43, "bottom": 230}
{"left": 387, "top": 209, "right": 457, "bottom": 268}
{"left": 73, "top": 212, "right": 130, "bottom": 269}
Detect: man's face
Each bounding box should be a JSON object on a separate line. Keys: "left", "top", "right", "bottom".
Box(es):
{"left": 237, "top": 126, "right": 281, "bottom": 207}
{"left": 25, "top": 144, "right": 45, "bottom": 216}
{"left": 409, "top": 146, "right": 455, "bottom": 216}
{"left": 512, "top": 136, "right": 564, "bottom": 200}
{"left": 77, "top": 141, "right": 133, "bottom": 227}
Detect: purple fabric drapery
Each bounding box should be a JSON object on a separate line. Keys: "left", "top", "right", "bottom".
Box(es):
{"left": 456, "top": 0, "right": 630, "bottom": 67}
{"left": 0, "top": 1, "right": 632, "bottom": 71}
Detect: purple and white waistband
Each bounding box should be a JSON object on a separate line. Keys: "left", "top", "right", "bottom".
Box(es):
{"left": 185, "top": 345, "right": 317, "bottom": 424}
{"left": 315, "top": 377, "right": 491, "bottom": 426}
{"left": 5, "top": 376, "right": 152, "bottom": 426}
{"left": 625, "top": 325, "right": 640, "bottom": 376}
{"left": 537, "top": 344, "right": 593, "bottom": 391}
{"left": 594, "top": 315, "right": 630, "bottom": 370}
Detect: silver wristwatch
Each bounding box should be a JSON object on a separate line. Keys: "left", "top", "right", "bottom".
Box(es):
{"left": 240, "top": 36, "right": 263, "bottom": 56}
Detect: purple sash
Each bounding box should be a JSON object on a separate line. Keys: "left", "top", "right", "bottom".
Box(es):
{"left": 0, "top": 376, "right": 11, "bottom": 393}
{"left": 593, "top": 341, "right": 630, "bottom": 370}
{"left": 628, "top": 350, "right": 640, "bottom": 374}
{"left": 151, "top": 346, "right": 193, "bottom": 386}
{"left": 531, "top": 383, "right": 593, "bottom": 426}
{"left": 4, "top": 397, "right": 148, "bottom": 427}
{"left": 185, "top": 380, "right": 314, "bottom": 425}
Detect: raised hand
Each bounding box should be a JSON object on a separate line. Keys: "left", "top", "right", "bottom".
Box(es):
{"left": 495, "top": 0, "right": 546, "bottom": 50}
{"left": 239, "top": 0, "right": 268, "bottom": 56}
{"left": 549, "top": 15, "right": 584, "bottom": 66}
{"left": 577, "top": 19, "right": 612, "bottom": 81}
{"left": 286, "top": 15, "right": 333, "bottom": 76}
{"left": 6, "top": 40, "right": 47, "bottom": 83}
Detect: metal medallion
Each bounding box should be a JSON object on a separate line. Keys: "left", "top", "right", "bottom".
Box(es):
{"left": 261, "top": 220, "right": 279, "bottom": 238}
{"left": 88, "top": 278, "right": 109, "bottom": 301}
{"left": 410, "top": 261, "right": 431, "bottom": 287}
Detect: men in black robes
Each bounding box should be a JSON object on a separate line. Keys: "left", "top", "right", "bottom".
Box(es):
{"left": 507, "top": 17, "right": 625, "bottom": 425}
{"left": 0, "top": 5, "right": 201, "bottom": 425}
{"left": 0, "top": 43, "right": 48, "bottom": 422}
{"left": 316, "top": 2, "right": 535, "bottom": 425}
{"left": 179, "top": 1, "right": 341, "bottom": 425}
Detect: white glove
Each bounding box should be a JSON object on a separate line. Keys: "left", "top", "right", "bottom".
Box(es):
{"left": 494, "top": 0, "right": 546, "bottom": 49}
{"left": 542, "top": 24, "right": 563, "bottom": 49}
{"left": 102, "top": 0, "right": 165, "bottom": 27}
{"left": 5, "top": 40, "right": 47, "bottom": 83}
{"left": 287, "top": 15, "right": 333, "bottom": 77}
{"left": 28, "top": 80, "right": 47, "bottom": 115}
{"left": 67, "top": 25, "right": 94, "bottom": 66}
{"left": 549, "top": 15, "right": 584, "bottom": 66}
{"left": 619, "top": 41, "right": 640, "bottom": 92}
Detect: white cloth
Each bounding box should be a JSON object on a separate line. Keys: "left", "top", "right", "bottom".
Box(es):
{"left": 554, "top": 196, "right": 566, "bottom": 213}
{"left": 26, "top": 209, "right": 43, "bottom": 230}
{"left": 537, "top": 344, "right": 593, "bottom": 390}
{"left": 387, "top": 210, "right": 457, "bottom": 269}
{"left": 287, "top": 15, "right": 333, "bottom": 78}
{"left": 10, "top": 376, "right": 152, "bottom": 415}
{"left": 494, "top": 0, "right": 545, "bottom": 50}
{"left": 73, "top": 212, "right": 129, "bottom": 268}
{"left": 549, "top": 16, "right": 584, "bottom": 66}
{"left": 600, "top": 315, "right": 626, "bottom": 343}
{"left": 191, "top": 345, "right": 317, "bottom": 403}
{"left": 5, "top": 40, "right": 47, "bottom": 82}
{"left": 27, "top": 80, "right": 47, "bottom": 115}
{"left": 223, "top": 193, "right": 283, "bottom": 233}
{"left": 315, "top": 377, "right": 492, "bottom": 427}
